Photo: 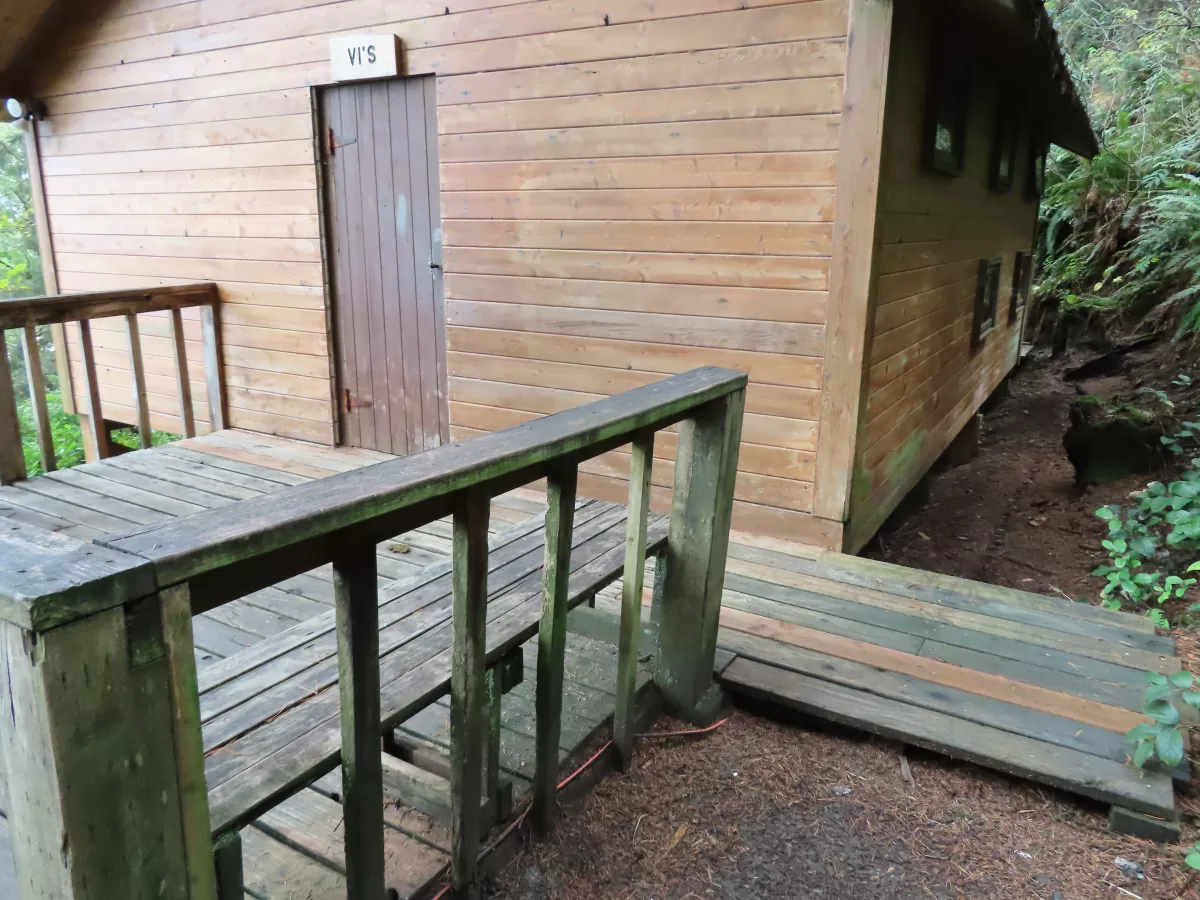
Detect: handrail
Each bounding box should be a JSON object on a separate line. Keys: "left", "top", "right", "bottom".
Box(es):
{"left": 0, "top": 367, "right": 747, "bottom": 900}
{"left": 0, "top": 283, "right": 225, "bottom": 482}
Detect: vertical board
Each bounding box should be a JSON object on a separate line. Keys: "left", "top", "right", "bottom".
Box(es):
{"left": 320, "top": 75, "right": 449, "bottom": 456}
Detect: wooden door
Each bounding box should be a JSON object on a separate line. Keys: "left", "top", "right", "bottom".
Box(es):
{"left": 320, "top": 75, "right": 448, "bottom": 454}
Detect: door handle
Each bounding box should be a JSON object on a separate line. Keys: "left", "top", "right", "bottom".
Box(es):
{"left": 428, "top": 261, "right": 441, "bottom": 271}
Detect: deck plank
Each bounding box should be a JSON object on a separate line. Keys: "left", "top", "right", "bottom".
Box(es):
{"left": 723, "top": 657, "right": 1175, "bottom": 818}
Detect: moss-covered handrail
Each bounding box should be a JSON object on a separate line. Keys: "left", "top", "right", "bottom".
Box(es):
{"left": 0, "top": 366, "right": 746, "bottom": 900}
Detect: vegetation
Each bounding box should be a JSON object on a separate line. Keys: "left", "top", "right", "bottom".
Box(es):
{"left": 1038, "top": 0, "right": 1200, "bottom": 334}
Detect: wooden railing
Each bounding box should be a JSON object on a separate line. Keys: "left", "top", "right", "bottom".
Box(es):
{"left": 0, "top": 366, "right": 746, "bottom": 900}
{"left": 0, "top": 283, "right": 226, "bottom": 483}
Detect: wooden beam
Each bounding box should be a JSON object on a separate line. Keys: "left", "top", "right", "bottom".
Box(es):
{"left": 200, "top": 303, "right": 227, "bottom": 433}
{"left": 533, "top": 465, "right": 577, "bottom": 834}
{"left": 614, "top": 431, "right": 653, "bottom": 768}
{"left": 160, "top": 583, "right": 218, "bottom": 900}
{"left": 20, "top": 120, "right": 73, "bottom": 415}
{"left": 0, "top": 331, "right": 27, "bottom": 484}
{"left": 655, "top": 389, "right": 745, "bottom": 718}
{"left": 169, "top": 307, "right": 196, "bottom": 438}
{"left": 333, "top": 541, "right": 384, "bottom": 900}
{"left": 450, "top": 489, "right": 489, "bottom": 892}
{"left": 125, "top": 314, "right": 152, "bottom": 449}
{"left": 76, "top": 319, "right": 111, "bottom": 460}
{"left": 812, "top": 0, "right": 894, "bottom": 527}
{"left": 20, "top": 326, "right": 55, "bottom": 471}
{"left": 719, "top": 606, "right": 1146, "bottom": 734}
{"left": 0, "top": 283, "right": 220, "bottom": 330}
{"left": 104, "top": 367, "right": 747, "bottom": 590}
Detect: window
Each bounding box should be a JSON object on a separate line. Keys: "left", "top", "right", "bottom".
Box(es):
{"left": 1010, "top": 250, "right": 1033, "bottom": 322}
{"left": 990, "top": 101, "right": 1019, "bottom": 192}
{"left": 973, "top": 258, "right": 1002, "bottom": 345}
{"left": 923, "top": 47, "right": 971, "bottom": 176}
{"left": 1025, "top": 136, "right": 1048, "bottom": 200}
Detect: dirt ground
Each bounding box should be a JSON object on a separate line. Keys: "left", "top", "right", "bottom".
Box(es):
{"left": 486, "top": 348, "right": 1200, "bottom": 900}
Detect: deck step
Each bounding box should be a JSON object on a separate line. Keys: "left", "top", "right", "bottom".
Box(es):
{"left": 721, "top": 656, "right": 1177, "bottom": 819}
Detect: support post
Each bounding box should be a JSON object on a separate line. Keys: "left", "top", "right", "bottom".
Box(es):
{"left": 533, "top": 465, "right": 577, "bottom": 835}
{"left": 169, "top": 308, "right": 196, "bottom": 438}
{"left": 654, "top": 389, "right": 745, "bottom": 720}
{"left": 77, "top": 320, "right": 112, "bottom": 459}
{"left": 450, "top": 489, "right": 490, "bottom": 896}
{"left": 614, "top": 431, "right": 654, "bottom": 769}
{"left": 199, "top": 303, "right": 226, "bottom": 433}
{"left": 484, "top": 665, "right": 501, "bottom": 826}
{"left": 333, "top": 541, "right": 384, "bottom": 900}
{"left": 125, "top": 314, "right": 153, "bottom": 449}
{"left": 0, "top": 523, "right": 215, "bottom": 899}
{"left": 20, "top": 326, "right": 56, "bottom": 472}
{"left": 0, "top": 330, "right": 26, "bottom": 484}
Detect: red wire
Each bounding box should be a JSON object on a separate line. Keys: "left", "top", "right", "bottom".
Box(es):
{"left": 424, "top": 718, "right": 728, "bottom": 899}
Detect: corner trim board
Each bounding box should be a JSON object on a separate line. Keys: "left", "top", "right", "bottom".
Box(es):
{"left": 812, "top": 0, "right": 894, "bottom": 526}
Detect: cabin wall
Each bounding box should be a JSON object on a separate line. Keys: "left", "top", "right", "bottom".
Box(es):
{"left": 34, "top": 0, "right": 851, "bottom": 546}
{"left": 844, "top": 0, "right": 1035, "bottom": 550}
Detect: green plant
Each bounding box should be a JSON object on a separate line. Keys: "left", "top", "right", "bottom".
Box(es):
{"left": 1174, "top": 374, "right": 1193, "bottom": 388}
{"left": 1162, "top": 421, "right": 1200, "bottom": 455}
{"left": 1093, "top": 465, "right": 1200, "bottom": 625}
{"left": 1127, "top": 670, "right": 1199, "bottom": 768}
{"left": 1036, "top": 2, "right": 1200, "bottom": 336}
{"left": 1187, "top": 841, "right": 1200, "bottom": 870}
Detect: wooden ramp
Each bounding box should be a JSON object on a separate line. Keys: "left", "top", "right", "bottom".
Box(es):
{"left": 712, "top": 534, "right": 1182, "bottom": 830}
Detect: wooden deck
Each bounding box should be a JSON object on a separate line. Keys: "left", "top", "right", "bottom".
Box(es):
{"left": 0, "top": 429, "right": 1186, "bottom": 898}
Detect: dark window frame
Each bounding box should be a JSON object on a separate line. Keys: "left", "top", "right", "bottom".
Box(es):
{"left": 972, "top": 257, "right": 1002, "bottom": 345}
{"left": 1025, "top": 134, "right": 1048, "bottom": 201}
{"left": 1009, "top": 250, "right": 1033, "bottom": 323}
{"left": 922, "top": 43, "right": 972, "bottom": 177}
{"left": 989, "top": 99, "right": 1019, "bottom": 192}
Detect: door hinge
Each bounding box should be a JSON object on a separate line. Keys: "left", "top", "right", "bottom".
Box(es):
{"left": 343, "top": 389, "right": 373, "bottom": 411}
{"left": 325, "top": 127, "right": 357, "bottom": 157}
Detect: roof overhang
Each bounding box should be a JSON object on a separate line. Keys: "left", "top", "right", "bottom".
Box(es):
{"left": 0, "top": 0, "right": 116, "bottom": 104}
{"left": 943, "top": 0, "right": 1098, "bottom": 158}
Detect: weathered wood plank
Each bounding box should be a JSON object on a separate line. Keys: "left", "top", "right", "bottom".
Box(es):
{"left": 614, "top": 432, "right": 653, "bottom": 768}
{"left": 169, "top": 307, "right": 197, "bottom": 438}
{"left": 723, "top": 657, "right": 1175, "bottom": 817}
{"left": 200, "top": 303, "right": 227, "bottom": 432}
{"left": 656, "top": 388, "right": 745, "bottom": 717}
{"left": 124, "top": 314, "right": 153, "bottom": 449}
{"left": 534, "top": 466, "right": 577, "bottom": 833}
{"left": 105, "top": 367, "right": 746, "bottom": 590}
{"left": 20, "top": 326, "right": 56, "bottom": 472}
{"left": 450, "top": 489, "right": 489, "bottom": 891}
{"left": 0, "top": 284, "right": 219, "bottom": 330}
{"left": 77, "top": 319, "right": 113, "bottom": 459}
{"left": 333, "top": 542, "right": 384, "bottom": 900}
{"left": 0, "top": 332, "right": 26, "bottom": 485}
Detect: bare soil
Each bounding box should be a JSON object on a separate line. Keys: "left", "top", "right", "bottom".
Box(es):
{"left": 486, "top": 346, "right": 1200, "bottom": 900}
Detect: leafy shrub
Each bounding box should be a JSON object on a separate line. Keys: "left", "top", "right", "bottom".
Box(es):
{"left": 1093, "top": 464, "right": 1200, "bottom": 625}
{"left": 1127, "top": 670, "right": 1199, "bottom": 769}
{"left": 1037, "top": 2, "right": 1200, "bottom": 333}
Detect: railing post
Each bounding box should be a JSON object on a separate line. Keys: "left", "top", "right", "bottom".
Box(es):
{"left": 199, "top": 302, "right": 226, "bottom": 433}
{"left": 169, "top": 308, "right": 197, "bottom": 438}
{"left": 533, "top": 465, "right": 577, "bottom": 836}
{"left": 0, "top": 524, "right": 216, "bottom": 900}
{"left": 0, "top": 330, "right": 27, "bottom": 484}
{"left": 654, "top": 388, "right": 745, "bottom": 721}
{"left": 332, "top": 541, "right": 384, "bottom": 900}
{"left": 125, "top": 314, "right": 153, "bottom": 449}
{"left": 20, "top": 326, "right": 56, "bottom": 472}
{"left": 450, "top": 489, "right": 490, "bottom": 896}
{"left": 614, "top": 432, "right": 654, "bottom": 769}
{"left": 77, "top": 319, "right": 113, "bottom": 459}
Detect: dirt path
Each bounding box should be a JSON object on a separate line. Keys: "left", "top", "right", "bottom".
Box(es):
{"left": 487, "top": 712, "right": 1194, "bottom": 899}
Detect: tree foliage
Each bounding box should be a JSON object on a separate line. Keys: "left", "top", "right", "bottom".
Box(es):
{"left": 0, "top": 123, "right": 43, "bottom": 298}
{"left": 1039, "top": 0, "right": 1200, "bottom": 333}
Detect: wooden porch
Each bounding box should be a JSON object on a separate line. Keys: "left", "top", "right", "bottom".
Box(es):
{"left": 1, "top": 422, "right": 1184, "bottom": 897}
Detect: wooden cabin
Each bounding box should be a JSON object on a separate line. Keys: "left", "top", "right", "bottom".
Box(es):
{"left": 0, "top": 0, "right": 1094, "bottom": 552}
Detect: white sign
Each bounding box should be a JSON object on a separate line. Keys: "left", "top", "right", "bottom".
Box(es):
{"left": 329, "top": 34, "right": 401, "bottom": 82}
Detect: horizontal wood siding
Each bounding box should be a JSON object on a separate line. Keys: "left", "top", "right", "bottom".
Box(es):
{"left": 37, "top": 0, "right": 848, "bottom": 545}
{"left": 845, "top": 0, "right": 1033, "bottom": 550}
